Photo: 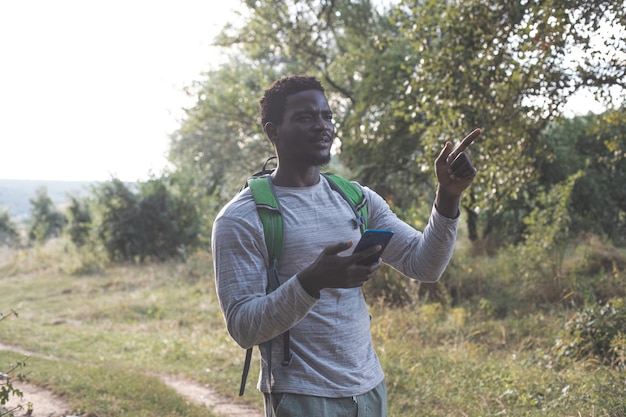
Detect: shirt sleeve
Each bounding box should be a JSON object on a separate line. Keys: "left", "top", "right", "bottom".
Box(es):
{"left": 363, "top": 187, "right": 459, "bottom": 282}
{"left": 211, "top": 197, "right": 318, "bottom": 350}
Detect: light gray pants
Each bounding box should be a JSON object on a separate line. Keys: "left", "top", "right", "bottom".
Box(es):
{"left": 264, "top": 380, "right": 387, "bottom": 417}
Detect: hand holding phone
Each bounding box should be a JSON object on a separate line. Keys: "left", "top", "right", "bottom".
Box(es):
{"left": 353, "top": 229, "right": 394, "bottom": 266}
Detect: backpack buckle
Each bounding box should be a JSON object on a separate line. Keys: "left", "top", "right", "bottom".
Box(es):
{"left": 281, "top": 354, "right": 293, "bottom": 367}
{"left": 351, "top": 215, "right": 365, "bottom": 230}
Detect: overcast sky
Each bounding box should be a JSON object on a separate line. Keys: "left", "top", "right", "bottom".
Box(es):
{"left": 0, "top": 0, "right": 239, "bottom": 181}
{"left": 0, "top": 1, "right": 607, "bottom": 182}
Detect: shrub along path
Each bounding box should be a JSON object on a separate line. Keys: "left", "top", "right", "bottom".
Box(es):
{"left": 0, "top": 343, "right": 262, "bottom": 417}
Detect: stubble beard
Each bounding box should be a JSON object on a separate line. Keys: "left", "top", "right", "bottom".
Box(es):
{"left": 300, "top": 153, "right": 331, "bottom": 167}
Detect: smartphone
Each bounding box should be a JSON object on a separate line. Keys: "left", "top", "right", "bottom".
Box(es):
{"left": 353, "top": 229, "right": 394, "bottom": 266}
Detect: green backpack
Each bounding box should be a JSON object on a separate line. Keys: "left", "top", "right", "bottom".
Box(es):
{"left": 238, "top": 157, "right": 369, "bottom": 395}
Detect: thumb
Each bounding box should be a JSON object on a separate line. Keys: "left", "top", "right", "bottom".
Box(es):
{"left": 436, "top": 141, "right": 453, "bottom": 167}
{"left": 323, "top": 241, "right": 354, "bottom": 256}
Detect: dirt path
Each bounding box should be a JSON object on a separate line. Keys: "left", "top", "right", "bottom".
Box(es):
{"left": 160, "top": 375, "right": 262, "bottom": 417}
{"left": 4, "top": 380, "right": 70, "bottom": 417}
{"left": 0, "top": 343, "right": 263, "bottom": 417}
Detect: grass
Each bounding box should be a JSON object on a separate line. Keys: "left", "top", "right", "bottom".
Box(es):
{"left": 2, "top": 350, "right": 212, "bottom": 417}
{"left": 1, "top": 239, "right": 625, "bottom": 416}
{"left": 1, "top": 241, "right": 260, "bottom": 416}
{"left": 372, "top": 304, "right": 625, "bottom": 416}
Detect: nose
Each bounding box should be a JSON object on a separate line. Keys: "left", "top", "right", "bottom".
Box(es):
{"left": 313, "top": 115, "right": 332, "bottom": 133}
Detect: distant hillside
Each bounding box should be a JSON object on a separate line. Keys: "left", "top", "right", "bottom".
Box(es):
{"left": 0, "top": 179, "right": 97, "bottom": 221}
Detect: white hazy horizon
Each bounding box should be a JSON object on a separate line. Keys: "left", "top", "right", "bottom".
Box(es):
{"left": 0, "top": 1, "right": 608, "bottom": 182}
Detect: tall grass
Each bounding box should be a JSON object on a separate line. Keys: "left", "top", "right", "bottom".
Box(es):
{"left": 1, "top": 237, "right": 625, "bottom": 416}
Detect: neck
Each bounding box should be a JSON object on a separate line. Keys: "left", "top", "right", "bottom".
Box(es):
{"left": 271, "top": 165, "right": 321, "bottom": 187}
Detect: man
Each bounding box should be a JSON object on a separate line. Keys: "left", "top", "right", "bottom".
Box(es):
{"left": 212, "top": 75, "right": 479, "bottom": 416}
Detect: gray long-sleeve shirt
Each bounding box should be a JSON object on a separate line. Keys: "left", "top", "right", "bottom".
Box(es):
{"left": 212, "top": 175, "right": 459, "bottom": 397}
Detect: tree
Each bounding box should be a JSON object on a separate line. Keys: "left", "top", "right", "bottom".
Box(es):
{"left": 65, "top": 196, "right": 92, "bottom": 247}
{"left": 173, "top": 0, "right": 399, "bottom": 208}
{"left": 28, "top": 187, "right": 66, "bottom": 243}
{"left": 135, "top": 178, "right": 200, "bottom": 261}
{"left": 172, "top": 0, "right": 625, "bottom": 247}
{"left": 91, "top": 179, "right": 140, "bottom": 262}
{"left": 90, "top": 178, "right": 200, "bottom": 262}
{"left": 384, "top": 0, "right": 625, "bottom": 242}
{"left": 0, "top": 211, "right": 19, "bottom": 247}
{"left": 536, "top": 109, "right": 626, "bottom": 244}
{"left": 168, "top": 57, "right": 277, "bottom": 206}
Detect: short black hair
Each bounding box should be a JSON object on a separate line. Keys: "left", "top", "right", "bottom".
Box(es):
{"left": 259, "top": 75, "right": 325, "bottom": 127}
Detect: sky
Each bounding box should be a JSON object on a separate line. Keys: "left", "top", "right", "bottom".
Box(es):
{"left": 0, "top": 1, "right": 608, "bottom": 182}
{"left": 0, "top": 0, "right": 241, "bottom": 182}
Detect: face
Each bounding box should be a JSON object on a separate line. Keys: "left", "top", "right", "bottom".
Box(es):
{"left": 268, "top": 89, "right": 335, "bottom": 167}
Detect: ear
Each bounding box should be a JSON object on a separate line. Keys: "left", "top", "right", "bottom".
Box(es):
{"left": 264, "top": 122, "right": 278, "bottom": 143}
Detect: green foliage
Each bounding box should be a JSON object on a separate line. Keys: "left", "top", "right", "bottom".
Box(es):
{"left": 444, "top": 245, "right": 528, "bottom": 317}
{"left": 388, "top": 0, "right": 625, "bottom": 243}
{"left": 0, "top": 360, "right": 28, "bottom": 417}
{"left": 554, "top": 298, "right": 626, "bottom": 371}
{"left": 168, "top": 58, "right": 278, "bottom": 208}
{"left": 177, "top": 0, "right": 412, "bottom": 209}
{"left": 0, "top": 311, "right": 30, "bottom": 417}
{"left": 0, "top": 211, "right": 18, "bottom": 248}
{"left": 170, "top": 0, "right": 625, "bottom": 250}
{"left": 567, "top": 234, "right": 626, "bottom": 304}
{"left": 537, "top": 109, "right": 626, "bottom": 245}
{"left": 518, "top": 171, "right": 582, "bottom": 283}
{"left": 420, "top": 172, "right": 584, "bottom": 315}
{"left": 90, "top": 177, "right": 200, "bottom": 263}
{"left": 65, "top": 195, "right": 92, "bottom": 247}
{"left": 91, "top": 179, "right": 140, "bottom": 262}
{"left": 27, "top": 187, "right": 67, "bottom": 244}
{"left": 440, "top": 230, "right": 626, "bottom": 320}
{"left": 135, "top": 178, "right": 200, "bottom": 260}
{"left": 363, "top": 265, "right": 420, "bottom": 307}
{"left": 449, "top": 171, "right": 583, "bottom": 309}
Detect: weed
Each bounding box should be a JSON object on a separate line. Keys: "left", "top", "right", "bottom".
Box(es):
{"left": 553, "top": 297, "right": 626, "bottom": 370}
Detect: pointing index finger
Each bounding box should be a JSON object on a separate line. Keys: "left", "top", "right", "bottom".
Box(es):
{"left": 449, "top": 128, "right": 483, "bottom": 160}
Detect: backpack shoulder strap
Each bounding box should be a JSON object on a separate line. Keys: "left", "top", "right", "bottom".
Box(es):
{"left": 322, "top": 173, "right": 368, "bottom": 233}
{"left": 247, "top": 175, "right": 283, "bottom": 280}
{"left": 239, "top": 175, "right": 290, "bottom": 396}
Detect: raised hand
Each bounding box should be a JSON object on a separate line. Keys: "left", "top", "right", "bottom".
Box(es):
{"left": 435, "top": 128, "right": 481, "bottom": 197}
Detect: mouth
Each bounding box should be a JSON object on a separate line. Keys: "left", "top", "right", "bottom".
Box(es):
{"left": 313, "top": 135, "right": 332, "bottom": 145}
{"left": 311, "top": 137, "right": 332, "bottom": 150}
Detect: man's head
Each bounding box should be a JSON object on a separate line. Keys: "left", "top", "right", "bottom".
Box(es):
{"left": 259, "top": 76, "right": 334, "bottom": 168}
{"left": 260, "top": 75, "right": 326, "bottom": 128}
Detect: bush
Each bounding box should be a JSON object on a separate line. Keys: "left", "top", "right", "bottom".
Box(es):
{"left": 566, "top": 234, "right": 626, "bottom": 304}
{"left": 363, "top": 265, "right": 420, "bottom": 307}
{"left": 554, "top": 297, "right": 626, "bottom": 370}
{"left": 28, "top": 187, "right": 67, "bottom": 244}
{"left": 91, "top": 177, "right": 200, "bottom": 263}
